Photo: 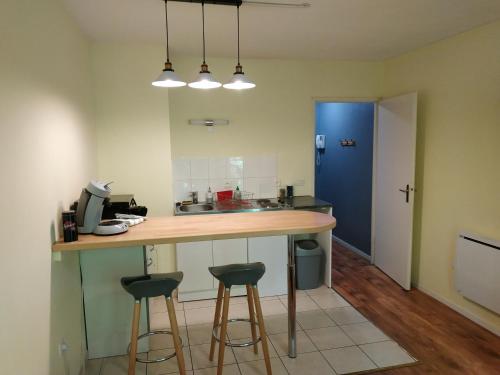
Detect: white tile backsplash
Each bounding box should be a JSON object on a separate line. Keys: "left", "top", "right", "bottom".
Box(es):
{"left": 174, "top": 180, "right": 192, "bottom": 202}
{"left": 190, "top": 158, "right": 209, "bottom": 179}
{"left": 173, "top": 159, "right": 190, "bottom": 180}
{"left": 209, "top": 158, "right": 226, "bottom": 179}
{"left": 226, "top": 157, "right": 244, "bottom": 179}
{"left": 173, "top": 155, "right": 277, "bottom": 202}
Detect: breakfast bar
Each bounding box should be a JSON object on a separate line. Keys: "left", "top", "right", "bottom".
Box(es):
{"left": 53, "top": 210, "right": 336, "bottom": 358}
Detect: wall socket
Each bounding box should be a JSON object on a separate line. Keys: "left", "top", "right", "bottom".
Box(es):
{"left": 58, "top": 339, "right": 69, "bottom": 357}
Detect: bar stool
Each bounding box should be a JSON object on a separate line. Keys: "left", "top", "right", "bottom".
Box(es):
{"left": 121, "top": 272, "right": 186, "bottom": 375}
{"left": 208, "top": 262, "right": 272, "bottom": 375}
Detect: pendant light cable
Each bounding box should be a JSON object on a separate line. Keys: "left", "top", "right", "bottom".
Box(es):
{"left": 237, "top": 5, "right": 240, "bottom": 65}
{"left": 164, "top": 0, "right": 170, "bottom": 63}
{"left": 202, "top": 2, "right": 206, "bottom": 64}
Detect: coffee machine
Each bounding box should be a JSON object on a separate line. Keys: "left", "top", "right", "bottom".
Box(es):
{"left": 75, "top": 181, "right": 128, "bottom": 235}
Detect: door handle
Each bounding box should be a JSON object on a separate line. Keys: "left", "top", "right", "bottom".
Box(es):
{"left": 399, "top": 184, "right": 410, "bottom": 203}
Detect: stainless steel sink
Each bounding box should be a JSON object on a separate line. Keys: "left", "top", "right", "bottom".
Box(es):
{"left": 179, "top": 204, "right": 214, "bottom": 213}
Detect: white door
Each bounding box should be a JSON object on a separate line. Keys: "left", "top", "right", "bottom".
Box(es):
{"left": 374, "top": 92, "right": 417, "bottom": 290}
{"left": 176, "top": 241, "right": 214, "bottom": 293}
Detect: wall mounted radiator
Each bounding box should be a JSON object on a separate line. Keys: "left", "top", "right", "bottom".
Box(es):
{"left": 455, "top": 232, "right": 500, "bottom": 314}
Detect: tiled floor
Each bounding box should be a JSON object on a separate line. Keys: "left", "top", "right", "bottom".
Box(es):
{"left": 86, "top": 286, "right": 416, "bottom": 375}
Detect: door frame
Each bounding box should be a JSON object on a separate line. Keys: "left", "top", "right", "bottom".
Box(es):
{"left": 312, "top": 96, "right": 380, "bottom": 264}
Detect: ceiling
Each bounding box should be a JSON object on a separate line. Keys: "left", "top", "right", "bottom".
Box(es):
{"left": 63, "top": 0, "right": 500, "bottom": 60}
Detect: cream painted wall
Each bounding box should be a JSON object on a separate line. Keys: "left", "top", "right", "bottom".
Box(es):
{"left": 91, "top": 43, "right": 175, "bottom": 272}
{"left": 383, "top": 20, "right": 500, "bottom": 332}
{"left": 169, "top": 57, "right": 384, "bottom": 196}
{"left": 0, "top": 0, "right": 96, "bottom": 374}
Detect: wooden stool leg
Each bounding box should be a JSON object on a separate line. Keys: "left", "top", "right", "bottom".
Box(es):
{"left": 252, "top": 286, "right": 273, "bottom": 375}
{"left": 217, "top": 287, "right": 231, "bottom": 375}
{"left": 128, "top": 300, "right": 141, "bottom": 375}
{"left": 210, "top": 281, "right": 225, "bottom": 361}
{"left": 166, "top": 297, "right": 186, "bottom": 375}
{"left": 246, "top": 284, "right": 258, "bottom": 354}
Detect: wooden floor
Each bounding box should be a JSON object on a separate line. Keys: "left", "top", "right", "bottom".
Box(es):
{"left": 331, "top": 242, "right": 500, "bottom": 375}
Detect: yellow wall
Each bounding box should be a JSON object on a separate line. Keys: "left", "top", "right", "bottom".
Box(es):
{"left": 91, "top": 43, "right": 175, "bottom": 271}
{"left": 0, "top": 0, "right": 96, "bottom": 374}
{"left": 169, "top": 57, "right": 384, "bottom": 195}
{"left": 383, "top": 20, "right": 500, "bottom": 333}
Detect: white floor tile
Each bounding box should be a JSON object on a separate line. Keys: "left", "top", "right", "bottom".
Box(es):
{"left": 187, "top": 323, "right": 219, "bottom": 346}
{"left": 326, "top": 306, "right": 367, "bottom": 325}
{"left": 310, "top": 293, "right": 350, "bottom": 309}
{"left": 100, "top": 355, "right": 146, "bottom": 375}
{"left": 360, "top": 340, "right": 416, "bottom": 367}
{"left": 340, "top": 322, "right": 389, "bottom": 345}
{"left": 321, "top": 346, "right": 377, "bottom": 374}
{"left": 85, "top": 358, "right": 102, "bottom": 375}
{"left": 150, "top": 311, "right": 186, "bottom": 329}
{"left": 268, "top": 331, "right": 316, "bottom": 356}
{"left": 149, "top": 327, "right": 189, "bottom": 350}
{"left": 231, "top": 337, "right": 278, "bottom": 363}
{"left": 260, "top": 313, "right": 292, "bottom": 335}
{"left": 184, "top": 299, "right": 217, "bottom": 310}
{"left": 279, "top": 295, "right": 320, "bottom": 312}
{"left": 304, "top": 285, "right": 335, "bottom": 296}
{"left": 305, "top": 326, "right": 355, "bottom": 350}
{"left": 185, "top": 306, "right": 216, "bottom": 325}
{"left": 190, "top": 342, "right": 236, "bottom": 369}
{"left": 280, "top": 351, "right": 336, "bottom": 375}
{"left": 148, "top": 347, "right": 192, "bottom": 374}
{"left": 296, "top": 309, "right": 335, "bottom": 330}
{"left": 260, "top": 300, "right": 287, "bottom": 316}
{"left": 193, "top": 364, "right": 240, "bottom": 375}
{"left": 239, "top": 358, "right": 288, "bottom": 375}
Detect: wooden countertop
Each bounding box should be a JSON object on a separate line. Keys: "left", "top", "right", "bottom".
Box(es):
{"left": 52, "top": 210, "right": 336, "bottom": 252}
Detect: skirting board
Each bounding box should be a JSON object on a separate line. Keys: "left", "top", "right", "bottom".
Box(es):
{"left": 418, "top": 286, "right": 500, "bottom": 337}
{"left": 332, "top": 235, "right": 372, "bottom": 262}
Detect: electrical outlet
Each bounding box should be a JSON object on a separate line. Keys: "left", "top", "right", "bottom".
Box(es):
{"left": 59, "top": 339, "right": 69, "bottom": 357}
{"left": 294, "top": 179, "right": 305, "bottom": 187}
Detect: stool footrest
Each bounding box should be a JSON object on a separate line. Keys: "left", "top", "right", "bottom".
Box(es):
{"left": 212, "top": 318, "right": 261, "bottom": 348}
{"left": 128, "top": 330, "right": 183, "bottom": 364}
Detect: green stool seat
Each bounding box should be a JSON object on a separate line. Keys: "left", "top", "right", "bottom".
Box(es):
{"left": 121, "top": 272, "right": 183, "bottom": 300}
{"left": 209, "top": 262, "right": 265, "bottom": 288}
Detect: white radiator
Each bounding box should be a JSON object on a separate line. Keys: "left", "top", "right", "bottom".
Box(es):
{"left": 455, "top": 232, "right": 500, "bottom": 314}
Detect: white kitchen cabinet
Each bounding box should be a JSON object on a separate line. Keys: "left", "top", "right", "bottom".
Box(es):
{"left": 213, "top": 238, "right": 248, "bottom": 295}
{"left": 176, "top": 241, "right": 214, "bottom": 299}
{"left": 248, "top": 236, "right": 288, "bottom": 296}
{"left": 213, "top": 238, "right": 247, "bottom": 266}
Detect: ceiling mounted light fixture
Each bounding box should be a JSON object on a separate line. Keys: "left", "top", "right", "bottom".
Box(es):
{"left": 223, "top": 4, "right": 255, "bottom": 90}
{"left": 188, "top": 2, "right": 222, "bottom": 89}
{"left": 152, "top": 0, "right": 186, "bottom": 88}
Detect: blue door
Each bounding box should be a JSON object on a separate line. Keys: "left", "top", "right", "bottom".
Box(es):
{"left": 315, "top": 102, "right": 374, "bottom": 256}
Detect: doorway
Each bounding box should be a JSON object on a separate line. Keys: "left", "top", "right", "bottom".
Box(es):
{"left": 314, "top": 102, "right": 375, "bottom": 259}
{"left": 315, "top": 94, "right": 418, "bottom": 290}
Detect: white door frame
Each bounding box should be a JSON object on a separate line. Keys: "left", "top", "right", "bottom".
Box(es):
{"left": 312, "top": 96, "right": 380, "bottom": 264}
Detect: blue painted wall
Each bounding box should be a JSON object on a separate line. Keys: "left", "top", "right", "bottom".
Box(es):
{"left": 315, "top": 102, "right": 374, "bottom": 255}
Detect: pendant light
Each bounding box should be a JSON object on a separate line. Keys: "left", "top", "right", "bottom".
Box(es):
{"left": 152, "top": 0, "right": 186, "bottom": 87}
{"left": 188, "top": 2, "right": 222, "bottom": 89}
{"left": 223, "top": 4, "right": 255, "bottom": 90}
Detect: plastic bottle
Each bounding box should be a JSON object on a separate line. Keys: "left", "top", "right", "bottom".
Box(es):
{"left": 206, "top": 187, "right": 214, "bottom": 204}
{"left": 234, "top": 186, "right": 242, "bottom": 200}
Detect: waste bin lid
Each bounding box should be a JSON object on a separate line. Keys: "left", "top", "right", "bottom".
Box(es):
{"left": 295, "top": 239, "right": 322, "bottom": 257}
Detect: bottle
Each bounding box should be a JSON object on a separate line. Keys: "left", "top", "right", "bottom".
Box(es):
{"left": 206, "top": 187, "right": 214, "bottom": 204}
{"left": 234, "top": 186, "right": 242, "bottom": 200}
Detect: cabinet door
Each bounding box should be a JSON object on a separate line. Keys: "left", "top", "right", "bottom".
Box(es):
{"left": 248, "top": 236, "right": 287, "bottom": 296}
{"left": 213, "top": 238, "right": 247, "bottom": 266}
{"left": 177, "top": 241, "right": 214, "bottom": 292}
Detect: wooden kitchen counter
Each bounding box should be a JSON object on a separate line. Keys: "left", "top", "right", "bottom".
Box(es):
{"left": 52, "top": 210, "right": 336, "bottom": 252}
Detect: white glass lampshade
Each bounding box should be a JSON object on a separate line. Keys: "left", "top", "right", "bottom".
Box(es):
{"left": 188, "top": 72, "right": 222, "bottom": 89}
{"left": 223, "top": 73, "right": 256, "bottom": 90}
{"left": 188, "top": 64, "right": 221, "bottom": 89}
{"left": 223, "top": 64, "right": 255, "bottom": 90}
{"left": 152, "top": 63, "right": 186, "bottom": 87}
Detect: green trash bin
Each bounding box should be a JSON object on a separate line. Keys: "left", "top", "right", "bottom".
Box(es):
{"left": 295, "top": 239, "right": 324, "bottom": 290}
